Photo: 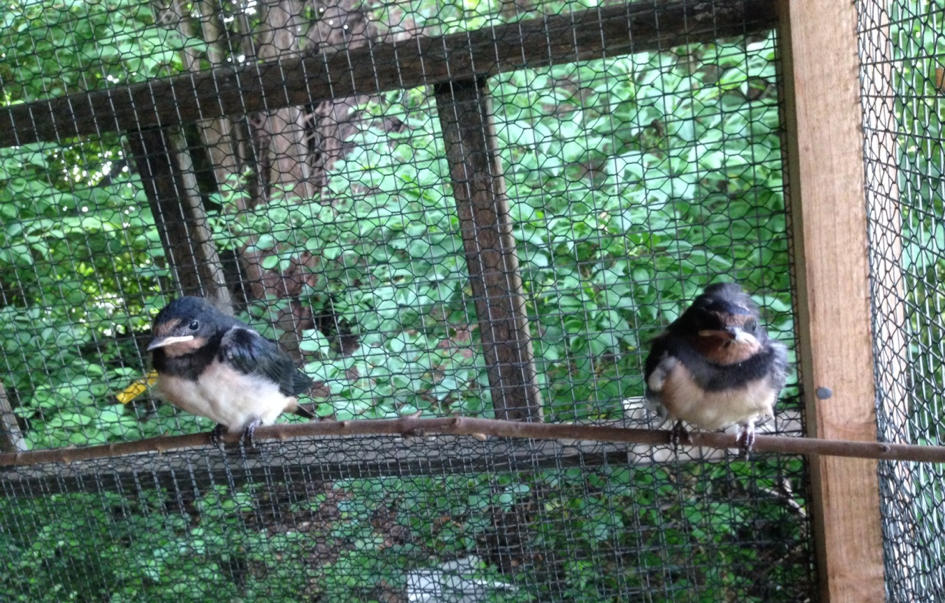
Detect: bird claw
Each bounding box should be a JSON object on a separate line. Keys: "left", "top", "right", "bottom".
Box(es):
{"left": 210, "top": 424, "right": 227, "bottom": 448}
{"left": 210, "top": 420, "right": 262, "bottom": 449}
{"left": 735, "top": 424, "right": 756, "bottom": 459}
{"left": 670, "top": 420, "right": 690, "bottom": 453}
{"left": 239, "top": 418, "right": 262, "bottom": 449}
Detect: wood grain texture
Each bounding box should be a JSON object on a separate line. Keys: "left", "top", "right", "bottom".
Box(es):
{"left": 778, "top": 1, "right": 885, "bottom": 600}
{"left": 435, "top": 79, "right": 542, "bottom": 421}
{"left": 0, "top": 0, "right": 777, "bottom": 146}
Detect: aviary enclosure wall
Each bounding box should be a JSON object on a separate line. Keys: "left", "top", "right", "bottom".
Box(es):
{"left": 860, "top": 1, "right": 945, "bottom": 598}
{"left": 0, "top": 0, "right": 938, "bottom": 600}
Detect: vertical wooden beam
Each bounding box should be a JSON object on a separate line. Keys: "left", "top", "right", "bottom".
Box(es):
{"left": 128, "top": 128, "right": 233, "bottom": 311}
{"left": 435, "top": 78, "right": 542, "bottom": 422}
{"left": 778, "top": 2, "right": 885, "bottom": 600}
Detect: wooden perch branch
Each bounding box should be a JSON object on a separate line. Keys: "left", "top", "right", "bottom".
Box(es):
{"left": 1, "top": 417, "right": 943, "bottom": 469}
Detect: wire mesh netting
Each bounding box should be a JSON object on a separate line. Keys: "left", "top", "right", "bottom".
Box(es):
{"left": 858, "top": 1, "right": 945, "bottom": 600}
{"left": 0, "top": 0, "right": 814, "bottom": 600}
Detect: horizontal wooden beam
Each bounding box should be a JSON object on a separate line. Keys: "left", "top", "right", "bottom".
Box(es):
{"left": 0, "top": 0, "right": 776, "bottom": 147}
{"left": 0, "top": 436, "right": 630, "bottom": 498}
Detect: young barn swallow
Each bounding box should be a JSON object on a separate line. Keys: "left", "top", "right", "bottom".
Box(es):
{"left": 147, "top": 296, "right": 314, "bottom": 444}
{"left": 644, "top": 283, "right": 788, "bottom": 453}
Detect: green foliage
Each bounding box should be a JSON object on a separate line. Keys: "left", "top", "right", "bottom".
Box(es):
{"left": 198, "top": 32, "right": 792, "bottom": 425}
{"left": 209, "top": 108, "right": 490, "bottom": 419}
{"left": 0, "top": 0, "right": 184, "bottom": 448}
{"left": 0, "top": 139, "right": 167, "bottom": 448}
{"left": 0, "top": 0, "right": 190, "bottom": 103}
{"left": 0, "top": 460, "right": 810, "bottom": 601}
{"left": 0, "top": 486, "right": 313, "bottom": 602}
{"left": 0, "top": 0, "right": 807, "bottom": 600}
{"left": 491, "top": 34, "right": 789, "bottom": 420}
{"left": 890, "top": 1, "right": 945, "bottom": 435}
{"left": 0, "top": 1, "right": 793, "bottom": 439}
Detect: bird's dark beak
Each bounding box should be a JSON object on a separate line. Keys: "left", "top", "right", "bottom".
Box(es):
{"left": 147, "top": 335, "right": 196, "bottom": 351}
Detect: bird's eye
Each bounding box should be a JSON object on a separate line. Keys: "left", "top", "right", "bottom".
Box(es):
{"left": 744, "top": 319, "right": 757, "bottom": 332}
{"left": 188, "top": 320, "right": 199, "bottom": 331}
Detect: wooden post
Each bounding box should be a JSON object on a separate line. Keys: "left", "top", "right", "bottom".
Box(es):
{"left": 778, "top": 2, "right": 885, "bottom": 600}
{"left": 128, "top": 127, "right": 233, "bottom": 312}
{"left": 435, "top": 78, "right": 542, "bottom": 422}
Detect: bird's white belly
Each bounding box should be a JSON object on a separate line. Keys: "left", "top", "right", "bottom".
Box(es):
{"left": 156, "top": 361, "right": 293, "bottom": 432}
{"left": 659, "top": 361, "right": 775, "bottom": 430}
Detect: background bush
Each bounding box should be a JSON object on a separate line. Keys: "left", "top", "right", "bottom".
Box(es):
{"left": 0, "top": 0, "right": 814, "bottom": 600}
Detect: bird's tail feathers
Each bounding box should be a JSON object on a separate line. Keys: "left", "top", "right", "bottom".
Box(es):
{"left": 291, "top": 371, "right": 315, "bottom": 396}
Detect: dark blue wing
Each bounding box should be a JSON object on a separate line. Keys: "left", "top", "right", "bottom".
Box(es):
{"left": 219, "top": 327, "right": 313, "bottom": 397}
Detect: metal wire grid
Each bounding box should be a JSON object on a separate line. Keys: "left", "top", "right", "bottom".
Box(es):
{"left": 0, "top": 0, "right": 813, "bottom": 600}
{"left": 1, "top": 437, "right": 812, "bottom": 601}
{"left": 858, "top": 1, "right": 945, "bottom": 600}
{"left": 488, "top": 36, "right": 798, "bottom": 425}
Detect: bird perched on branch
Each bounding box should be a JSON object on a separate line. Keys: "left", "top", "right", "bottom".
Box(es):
{"left": 147, "top": 296, "right": 314, "bottom": 444}
{"left": 644, "top": 283, "right": 787, "bottom": 454}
